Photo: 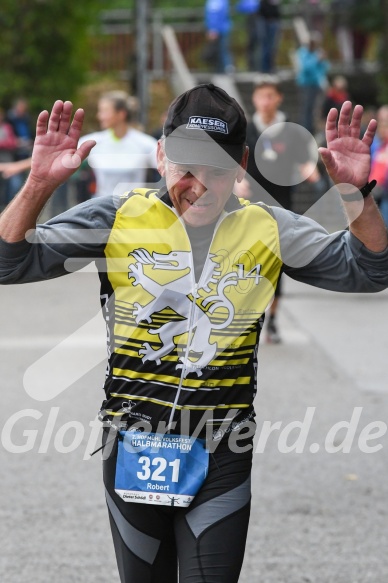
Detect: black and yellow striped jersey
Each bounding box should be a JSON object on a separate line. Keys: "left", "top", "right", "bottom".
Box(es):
{"left": 1, "top": 188, "right": 387, "bottom": 438}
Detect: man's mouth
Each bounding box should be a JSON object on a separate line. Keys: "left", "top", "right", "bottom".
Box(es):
{"left": 189, "top": 199, "right": 212, "bottom": 208}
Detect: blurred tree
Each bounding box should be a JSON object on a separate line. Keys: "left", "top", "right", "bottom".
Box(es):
{"left": 0, "top": 0, "right": 100, "bottom": 111}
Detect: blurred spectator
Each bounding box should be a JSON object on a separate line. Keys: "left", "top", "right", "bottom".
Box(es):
{"left": 0, "top": 108, "right": 18, "bottom": 207}
{"left": 256, "top": 0, "right": 282, "bottom": 73}
{"left": 369, "top": 105, "right": 388, "bottom": 226}
{"left": 244, "top": 76, "right": 324, "bottom": 208}
{"left": 0, "top": 109, "right": 17, "bottom": 157}
{"left": 204, "top": 0, "right": 234, "bottom": 73}
{"left": 69, "top": 160, "right": 96, "bottom": 207}
{"left": 0, "top": 157, "right": 30, "bottom": 179}
{"left": 321, "top": 75, "right": 350, "bottom": 119}
{"left": 5, "top": 98, "right": 34, "bottom": 200}
{"left": 78, "top": 91, "right": 159, "bottom": 197}
{"left": 236, "top": 0, "right": 260, "bottom": 70}
{"left": 6, "top": 98, "right": 33, "bottom": 160}
{"left": 0, "top": 154, "right": 69, "bottom": 217}
{"left": 235, "top": 76, "right": 324, "bottom": 342}
{"left": 295, "top": 32, "right": 329, "bottom": 136}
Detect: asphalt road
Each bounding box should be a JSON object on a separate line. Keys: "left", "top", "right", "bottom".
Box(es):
{"left": 1, "top": 269, "right": 387, "bottom": 582}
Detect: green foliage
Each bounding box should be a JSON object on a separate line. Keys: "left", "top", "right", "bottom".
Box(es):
{"left": 349, "top": 0, "right": 382, "bottom": 33}
{"left": 0, "top": 0, "right": 101, "bottom": 112}
{"left": 98, "top": 0, "right": 202, "bottom": 8}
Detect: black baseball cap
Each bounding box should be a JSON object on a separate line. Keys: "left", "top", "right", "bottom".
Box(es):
{"left": 163, "top": 83, "right": 247, "bottom": 169}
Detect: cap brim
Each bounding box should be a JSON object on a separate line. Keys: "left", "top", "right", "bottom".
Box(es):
{"left": 164, "top": 132, "right": 243, "bottom": 170}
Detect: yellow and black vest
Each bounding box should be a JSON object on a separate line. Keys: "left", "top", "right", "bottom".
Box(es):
{"left": 98, "top": 189, "right": 283, "bottom": 436}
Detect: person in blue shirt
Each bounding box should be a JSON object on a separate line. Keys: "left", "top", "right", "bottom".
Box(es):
{"left": 204, "top": 0, "right": 234, "bottom": 73}
{"left": 257, "top": 0, "right": 281, "bottom": 73}
{"left": 6, "top": 98, "right": 33, "bottom": 161}
{"left": 296, "top": 33, "right": 330, "bottom": 136}
{"left": 236, "top": 0, "right": 261, "bottom": 70}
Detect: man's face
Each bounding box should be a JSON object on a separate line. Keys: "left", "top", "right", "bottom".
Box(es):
{"left": 96, "top": 99, "right": 126, "bottom": 130}
{"left": 252, "top": 86, "right": 282, "bottom": 118}
{"left": 157, "top": 142, "right": 248, "bottom": 227}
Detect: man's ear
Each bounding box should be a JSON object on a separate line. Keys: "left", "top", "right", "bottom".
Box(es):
{"left": 157, "top": 140, "right": 166, "bottom": 176}
{"left": 236, "top": 146, "right": 249, "bottom": 183}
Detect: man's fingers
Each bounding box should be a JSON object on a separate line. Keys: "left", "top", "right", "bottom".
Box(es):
{"left": 57, "top": 101, "right": 74, "bottom": 134}
{"left": 349, "top": 104, "right": 363, "bottom": 139}
{"left": 37, "top": 101, "right": 75, "bottom": 136}
{"left": 362, "top": 118, "right": 378, "bottom": 147}
{"left": 326, "top": 102, "right": 367, "bottom": 143}
{"left": 36, "top": 110, "right": 49, "bottom": 136}
{"left": 67, "top": 108, "right": 86, "bottom": 141}
{"left": 61, "top": 141, "right": 95, "bottom": 170}
{"left": 325, "top": 108, "right": 339, "bottom": 145}
{"left": 78, "top": 139, "right": 96, "bottom": 160}
{"left": 47, "top": 100, "right": 65, "bottom": 133}
{"left": 337, "top": 101, "right": 352, "bottom": 138}
{"left": 318, "top": 147, "right": 337, "bottom": 174}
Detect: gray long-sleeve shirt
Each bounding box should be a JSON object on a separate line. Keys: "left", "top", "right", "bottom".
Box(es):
{"left": 0, "top": 193, "right": 387, "bottom": 293}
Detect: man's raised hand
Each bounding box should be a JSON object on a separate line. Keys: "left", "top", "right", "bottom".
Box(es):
{"left": 30, "top": 100, "right": 96, "bottom": 190}
{"left": 318, "top": 101, "right": 377, "bottom": 191}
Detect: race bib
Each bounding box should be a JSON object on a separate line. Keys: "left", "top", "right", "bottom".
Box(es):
{"left": 115, "top": 431, "right": 209, "bottom": 507}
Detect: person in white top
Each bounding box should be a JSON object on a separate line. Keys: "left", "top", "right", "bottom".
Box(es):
{"left": 79, "top": 91, "right": 159, "bottom": 197}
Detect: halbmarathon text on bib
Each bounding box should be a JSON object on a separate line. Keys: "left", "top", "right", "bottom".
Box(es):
{"left": 115, "top": 431, "right": 209, "bottom": 507}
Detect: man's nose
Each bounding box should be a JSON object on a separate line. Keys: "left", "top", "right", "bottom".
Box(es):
{"left": 190, "top": 172, "right": 207, "bottom": 198}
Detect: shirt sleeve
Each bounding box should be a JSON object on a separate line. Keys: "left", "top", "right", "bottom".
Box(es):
{"left": 271, "top": 206, "right": 388, "bottom": 293}
{"left": 0, "top": 195, "right": 117, "bottom": 285}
